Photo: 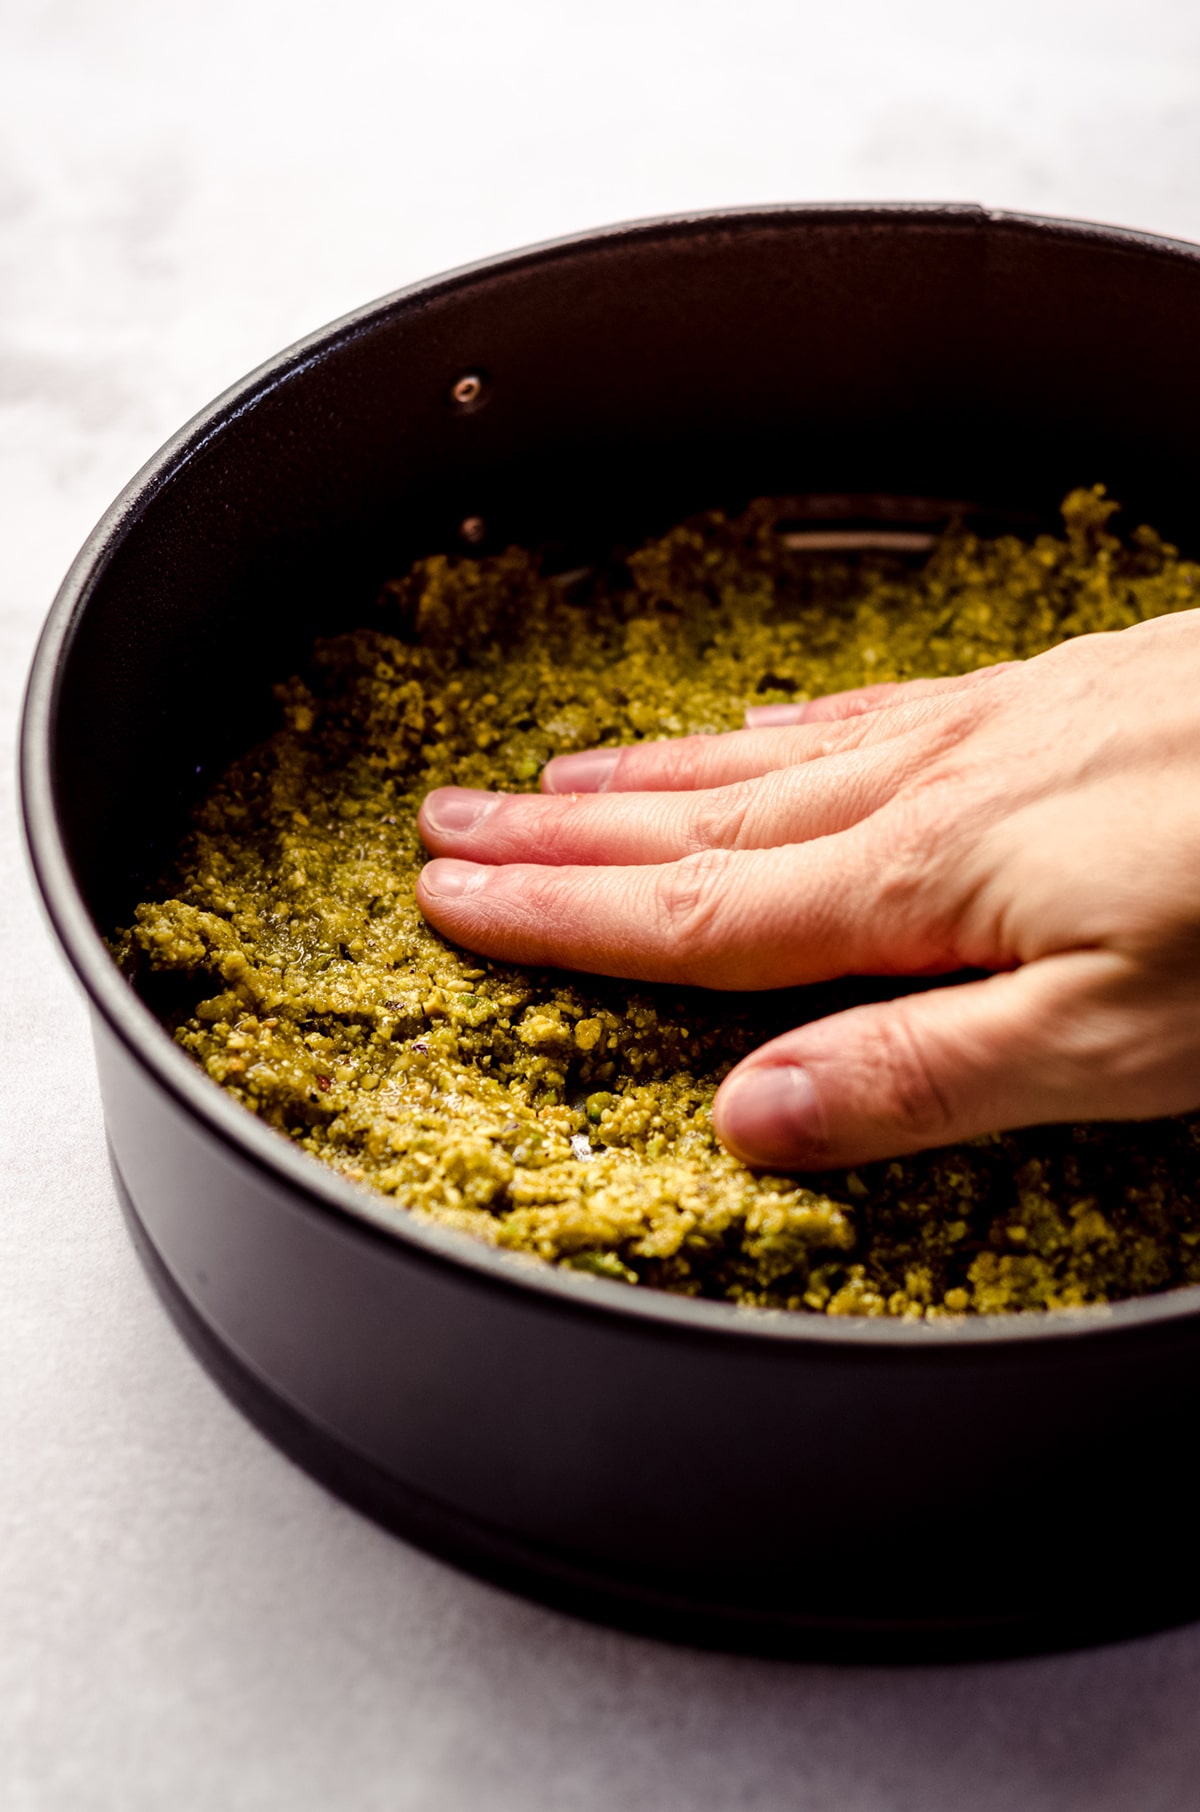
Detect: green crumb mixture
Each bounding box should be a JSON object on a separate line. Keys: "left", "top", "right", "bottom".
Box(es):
{"left": 117, "top": 488, "right": 1200, "bottom": 1317}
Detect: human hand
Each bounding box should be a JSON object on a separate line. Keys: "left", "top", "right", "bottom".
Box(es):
{"left": 416, "top": 610, "right": 1200, "bottom": 1170}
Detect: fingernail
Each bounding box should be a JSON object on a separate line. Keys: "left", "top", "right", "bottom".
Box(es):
{"left": 420, "top": 858, "right": 490, "bottom": 899}
{"left": 744, "top": 702, "right": 807, "bottom": 728}
{"left": 422, "top": 787, "right": 499, "bottom": 834}
{"left": 542, "top": 748, "right": 620, "bottom": 794}
{"left": 714, "top": 1065, "right": 820, "bottom": 1167}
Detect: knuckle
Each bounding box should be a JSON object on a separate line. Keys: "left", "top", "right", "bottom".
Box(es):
{"left": 650, "top": 849, "right": 731, "bottom": 962}
{"left": 532, "top": 793, "right": 591, "bottom": 857}
{"left": 624, "top": 733, "right": 710, "bottom": 791}
{"left": 868, "top": 778, "right": 984, "bottom": 944}
{"left": 812, "top": 681, "right": 910, "bottom": 723}
{"left": 866, "top": 806, "right": 947, "bottom": 920}
{"left": 871, "top": 1008, "right": 957, "bottom": 1140}
{"left": 788, "top": 720, "right": 870, "bottom": 762}
{"left": 684, "top": 782, "right": 755, "bottom": 852}
{"left": 508, "top": 863, "right": 571, "bottom": 925}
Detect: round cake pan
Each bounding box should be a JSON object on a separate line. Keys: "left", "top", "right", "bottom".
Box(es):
{"left": 20, "top": 204, "right": 1200, "bottom": 1660}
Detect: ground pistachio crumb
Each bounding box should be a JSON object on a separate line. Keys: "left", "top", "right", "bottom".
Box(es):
{"left": 115, "top": 487, "right": 1200, "bottom": 1316}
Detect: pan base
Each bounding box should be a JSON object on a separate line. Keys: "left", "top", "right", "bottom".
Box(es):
{"left": 112, "top": 1153, "right": 1199, "bottom": 1665}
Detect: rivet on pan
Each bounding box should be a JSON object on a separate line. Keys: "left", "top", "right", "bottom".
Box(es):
{"left": 459, "top": 515, "right": 486, "bottom": 545}
{"left": 451, "top": 372, "right": 484, "bottom": 408}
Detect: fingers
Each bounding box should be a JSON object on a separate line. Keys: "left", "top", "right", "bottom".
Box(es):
{"left": 539, "top": 668, "right": 1011, "bottom": 796}
{"left": 416, "top": 832, "right": 947, "bottom": 988}
{"left": 712, "top": 949, "right": 1199, "bottom": 1170}
{"left": 419, "top": 741, "right": 919, "bottom": 868}
{"left": 743, "top": 663, "right": 1013, "bottom": 729}
{"left": 540, "top": 697, "right": 934, "bottom": 798}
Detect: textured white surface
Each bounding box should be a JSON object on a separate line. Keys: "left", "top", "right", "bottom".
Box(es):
{"left": 5, "top": 3, "right": 1200, "bottom": 1806}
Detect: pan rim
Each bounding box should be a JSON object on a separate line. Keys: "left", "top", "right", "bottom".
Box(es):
{"left": 21, "top": 198, "right": 1200, "bottom": 1352}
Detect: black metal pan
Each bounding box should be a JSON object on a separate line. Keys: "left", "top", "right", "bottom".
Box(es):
{"left": 20, "top": 205, "right": 1200, "bottom": 1660}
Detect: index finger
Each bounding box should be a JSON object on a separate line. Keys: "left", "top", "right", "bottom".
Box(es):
{"left": 416, "top": 828, "right": 954, "bottom": 989}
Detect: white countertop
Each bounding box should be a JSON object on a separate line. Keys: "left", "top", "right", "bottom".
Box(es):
{"left": 5, "top": 3, "right": 1200, "bottom": 1805}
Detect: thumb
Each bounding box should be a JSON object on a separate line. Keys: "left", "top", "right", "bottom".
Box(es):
{"left": 711, "top": 952, "right": 1192, "bottom": 1170}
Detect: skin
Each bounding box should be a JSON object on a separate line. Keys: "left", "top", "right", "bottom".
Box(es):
{"left": 415, "top": 610, "right": 1200, "bottom": 1172}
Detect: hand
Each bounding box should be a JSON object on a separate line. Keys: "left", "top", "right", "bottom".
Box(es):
{"left": 415, "top": 610, "right": 1200, "bottom": 1170}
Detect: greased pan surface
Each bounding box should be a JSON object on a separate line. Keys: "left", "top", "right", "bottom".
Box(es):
{"left": 21, "top": 207, "right": 1200, "bottom": 1658}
